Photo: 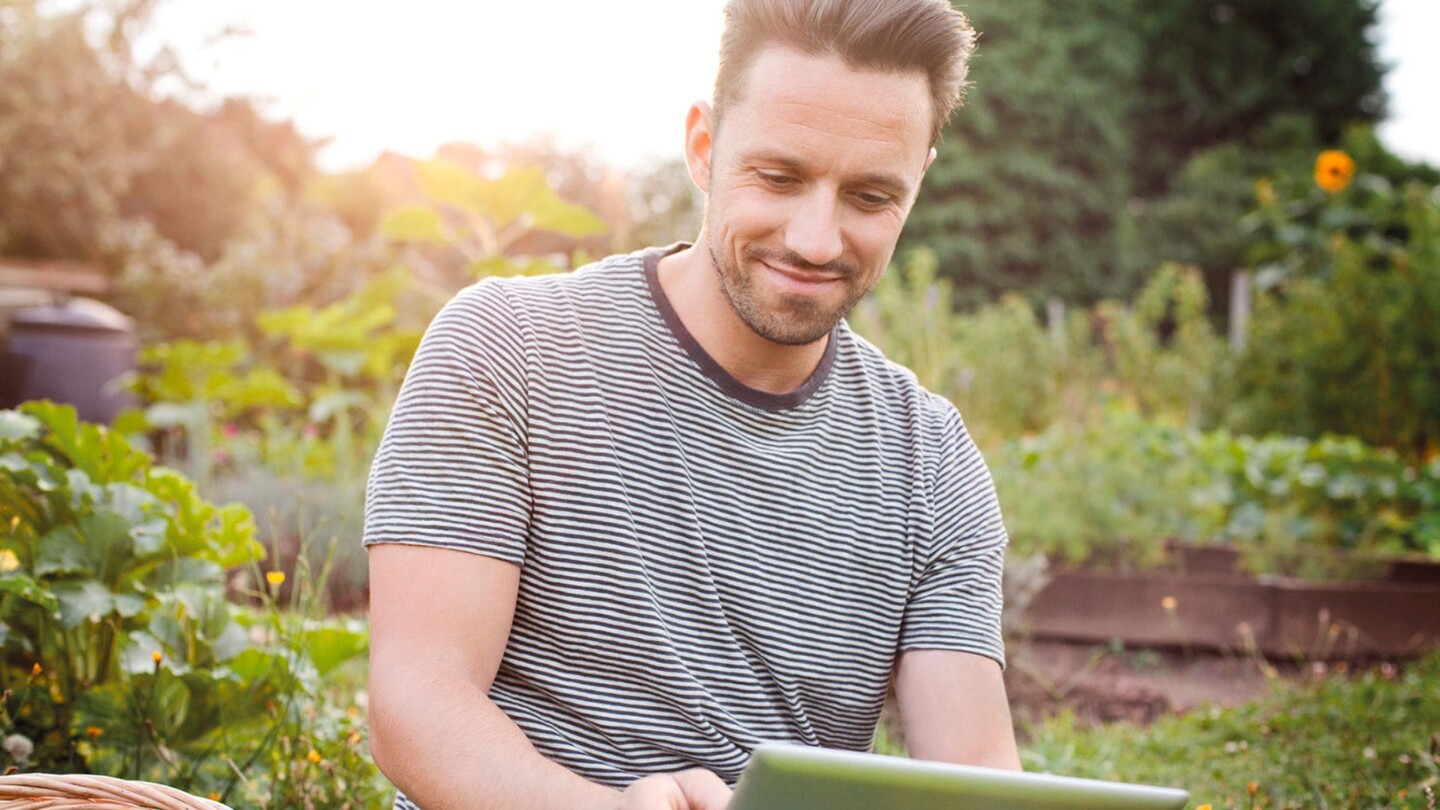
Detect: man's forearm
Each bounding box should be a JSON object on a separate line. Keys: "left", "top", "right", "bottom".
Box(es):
{"left": 370, "top": 663, "right": 620, "bottom": 810}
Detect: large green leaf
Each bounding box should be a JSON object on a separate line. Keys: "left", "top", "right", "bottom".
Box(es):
{"left": 379, "top": 204, "right": 450, "bottom": 245}
{"left": 0, "top": 572, "right": 60, "bottom": 612}
{"left": 297, "top": 618, "right": 369, "bottom": 676}
{"left": 35, "top": 526, "right": 91, "bottom": 577}
{"left": 121, "top": 629, "right": 168, "bottom": 675}
{"left": 211, "top": 504, "right": 261, "bottom": 568}
{"left": 0, "top": 410, "right": 41, "bottom": 443}
{"left": 54, "top": 580, "right": 117, "bottom": 629}
{"left": 210, "top": 621, "right": 250, "bottom": 663}
{"left": 23, "top": 401, "right": 149, "bottom": 484}
{"left": 213, "top": 367, "right": 304, "bottom": 411}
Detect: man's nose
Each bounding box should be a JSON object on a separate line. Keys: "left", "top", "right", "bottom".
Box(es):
{"left": 783, "top": 193, "right": 844, "bottom": 268}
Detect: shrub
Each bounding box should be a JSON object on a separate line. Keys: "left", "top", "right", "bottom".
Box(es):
{"left": 854, "top": 252, "right": 1230, "bottom": 448}
{"left": 1232, "top": 138, "right": 1440, "bottom": 460}
{"left": 990, "top": 409, "right": 1440, "bottom": 575}
{"left": 0, "top": 402, "right": 380, "bottom": 805}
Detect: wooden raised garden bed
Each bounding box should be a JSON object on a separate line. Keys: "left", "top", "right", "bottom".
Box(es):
{"left": 1023, "top": 546, "right": 1440, "bottom": 660}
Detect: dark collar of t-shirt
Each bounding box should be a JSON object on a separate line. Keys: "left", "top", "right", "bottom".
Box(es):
{"left": 642, "top": 243, "right": 838, "bottom": 412}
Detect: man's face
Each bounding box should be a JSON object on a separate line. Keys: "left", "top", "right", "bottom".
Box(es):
{"left": 699, "top": 46, "right": 934, "bottom": 346}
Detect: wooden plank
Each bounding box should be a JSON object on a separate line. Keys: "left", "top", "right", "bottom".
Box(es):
{"left": 0, "top": 259, "right": 111, "bottom": 295}
{"left": 1026, "top": 568, "right": 1440, "bottom": 659}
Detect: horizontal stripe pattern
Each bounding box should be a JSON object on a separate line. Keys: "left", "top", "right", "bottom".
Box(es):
{"left": 365, "top": 247, "right": 1006, "bottom": 807}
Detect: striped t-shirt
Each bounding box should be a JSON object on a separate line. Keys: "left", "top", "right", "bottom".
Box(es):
{"left": 363, "top": 245, "right": 1007, "bottom": 805}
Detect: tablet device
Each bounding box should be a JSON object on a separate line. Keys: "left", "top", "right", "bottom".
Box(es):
{"left": 729, "top": 744, "right": 1189, "bottom": 810}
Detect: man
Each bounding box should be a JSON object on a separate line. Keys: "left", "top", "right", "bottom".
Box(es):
{"left": 364, "top": 1, "right": 1019, "bottom": 807}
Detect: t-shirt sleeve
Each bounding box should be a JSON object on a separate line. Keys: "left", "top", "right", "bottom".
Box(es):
{"left": 898, "top": 402, "right": 1008, "bottom": 668}
{"left": 362, "top": 280, "right": 532, "bottom": 565}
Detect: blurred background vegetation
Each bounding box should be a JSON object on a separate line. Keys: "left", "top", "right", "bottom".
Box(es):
{"left": 3, "top": 0, "right": 1439, "bottom": 805}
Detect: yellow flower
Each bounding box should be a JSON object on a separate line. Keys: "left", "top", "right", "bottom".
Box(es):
{"left": 30, "top": 662, "right": 42, "bottom": 678}
{"left": 266, "top": 570, "right": 286, "bottom": 587}
{"left": 208, "top": 793, "right": 221, "bottom": 802}
{"left": 1254, "top": 178, "right": 1275, "bottom": 206}
{"left": 0, "top": 549, "right": 18, "bottom": 572}
{"left": 1197, "top": 804, "right": 1212, "bottom": 810}
{"left": 1248, "top": 781, "right": 1259, "bottom": 795}
{"left": 1314, "top": 150, "right": 1355, "bottom": 192}
{"left": 151, "top": 650, "right": 163, "bottom": 665}
{"left": 307, "top": 749, "right": 322, "bottom": 764}
{"left": 1161, "top": 596, "right": 1177, "bottom": 612}
{"left": 86, "top": 726, "right": 103, "bottom": 739}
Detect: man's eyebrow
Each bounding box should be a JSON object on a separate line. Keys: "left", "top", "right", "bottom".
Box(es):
{"left": 742, "top": 149, "right": 913, "bottom": 195}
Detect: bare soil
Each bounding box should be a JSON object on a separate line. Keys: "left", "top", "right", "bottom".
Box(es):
{"left": 1003, "top": 638, "right": 1281, "bottom": 732}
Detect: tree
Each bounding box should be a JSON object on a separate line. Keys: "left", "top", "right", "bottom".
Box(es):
{"left": 1130, "top": 0, "right": 1386, "bottom": 196}
{"left": 901, "top": 0, "right": 1389, "bottom": 305}
{"left": 0, "top": 0, "right": 317, "bottom": 264}
{"left": 901, "top": 0, "right": 1143, "bottom": 303}
{"left": 0, "top": 1, "right": 155, "bottom": 260}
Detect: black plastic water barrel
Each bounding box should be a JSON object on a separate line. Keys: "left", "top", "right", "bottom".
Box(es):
{"left": 0, "top": 297, "right": 138, "bottom": 423}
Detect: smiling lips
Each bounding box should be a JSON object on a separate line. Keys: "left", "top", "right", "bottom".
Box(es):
{"left": 761, "top": 260, "right": 844, "bottom": 293}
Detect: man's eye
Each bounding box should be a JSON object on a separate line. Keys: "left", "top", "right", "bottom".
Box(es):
{"left": 758, "top": 172, "right": 797, "bottom": 187}
{"left": 855, "top": 191, "right": 894, "bottom": 208}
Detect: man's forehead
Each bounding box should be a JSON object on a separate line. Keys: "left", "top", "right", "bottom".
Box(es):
{"left": 719, "top": 46, "right": 933, "bottom": 162}
{"left": 728, "top": 44, "right": 931, "bottom": 115}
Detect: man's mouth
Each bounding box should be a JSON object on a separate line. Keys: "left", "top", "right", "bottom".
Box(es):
{"left": 760, "top": 260, "right": 843, "bottom": 293}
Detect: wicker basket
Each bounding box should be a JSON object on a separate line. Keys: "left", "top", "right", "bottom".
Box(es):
{"left": 0, "top": 774, "right": 230, "bottom": 809}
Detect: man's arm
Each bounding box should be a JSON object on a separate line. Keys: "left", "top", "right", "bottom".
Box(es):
{"left": 368, "top": 544, "right": 731, "bottom": 810}
{"left": 893, "top": 649, "right": 1021, "bottom": 771}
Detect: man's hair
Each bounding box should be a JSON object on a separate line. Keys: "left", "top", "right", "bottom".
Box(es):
{"left": 712, "top": 0, "right": 977, "bottom": 145}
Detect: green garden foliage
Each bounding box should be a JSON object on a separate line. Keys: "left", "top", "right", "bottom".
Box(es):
{"left": 1232, "top": 135, "right": 1440, "bottom": 461}
{"left": 991, "top": 409, "right": 1440, "bottom": 576}
{"left": 1022, "top": 651, "right": 1440, "bottom": 808}
{"left": 853, "top": 251, "right": 1230, "bottom": 445}
{"left": 0, "top": 402, "right": 380, "bottom": 805}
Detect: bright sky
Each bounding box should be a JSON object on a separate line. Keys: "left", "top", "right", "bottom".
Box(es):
{"left": 148, "top": 0, "right": 728, "bottom": 171}
{"left": 148, "top": 0, "right": 1438, "bottom": 173}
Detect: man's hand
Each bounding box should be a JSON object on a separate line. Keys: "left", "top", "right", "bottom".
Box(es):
{"left": 616, "top": 769, "right": 732, "bottom": 810}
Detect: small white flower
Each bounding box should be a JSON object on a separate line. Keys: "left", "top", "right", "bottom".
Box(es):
{"left": 3, "top": 733, "right": 34, "bottom": 766}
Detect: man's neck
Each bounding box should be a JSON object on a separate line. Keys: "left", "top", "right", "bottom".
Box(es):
{"left": 656, "top": 243, "right": 830, "bottom": 396}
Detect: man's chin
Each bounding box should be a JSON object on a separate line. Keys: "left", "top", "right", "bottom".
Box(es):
{"left": 741, "top": 301, "right": 841, "bottom": 347}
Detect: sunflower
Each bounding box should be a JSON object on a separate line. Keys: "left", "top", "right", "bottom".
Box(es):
{"left": 1314, "top": 150, "right": 1355, "bottom": 192}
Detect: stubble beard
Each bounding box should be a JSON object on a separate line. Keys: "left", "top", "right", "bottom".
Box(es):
{"left": 705, "top": 233, "right": 866, "bottom": 347}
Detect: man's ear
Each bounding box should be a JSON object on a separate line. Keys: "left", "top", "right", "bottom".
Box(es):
{"left": 923, "top": 146, "right": 937, "bottom": 175}
{"left": 684, "top": 101, "right": 716, "bottom": 194}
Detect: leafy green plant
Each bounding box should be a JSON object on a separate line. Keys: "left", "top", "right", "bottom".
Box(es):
{"left": 1233, "top": 134, "right": 1440, "bottom": 461}
{"left": 1, "top": 400, "right": 261, "bottom": 775}
{"left": 991, "top": 407, "right": 1440, "bottom": 575}
{"left": 0, "top": 402, "right": 379, "bottom": 805}
{"left": 380, "top": 158, "right": 606, "bottom": 265}
{"left": 1098, "top": 263, "right": 1231, "bottom": 428}
{"left": 854, "top": 251, "right": 1230, "bottom": 449}
{"left": 990, "top": 407, "right": 1227, "bottom": 569}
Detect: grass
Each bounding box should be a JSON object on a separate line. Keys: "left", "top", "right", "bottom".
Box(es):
{"left": 1018, "top": 651, "right": 1440, "bottom": 808}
